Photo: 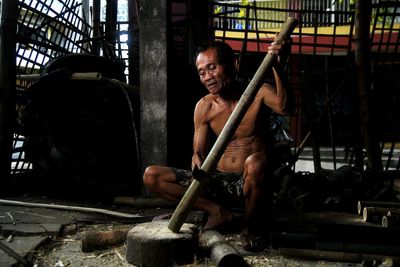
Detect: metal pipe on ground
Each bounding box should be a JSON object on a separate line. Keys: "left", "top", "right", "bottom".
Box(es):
{"left": 200, "top": 230, "right": 247, "bottom": 267}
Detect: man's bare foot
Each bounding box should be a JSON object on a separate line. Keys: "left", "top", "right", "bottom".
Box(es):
{"left": 152, "top": 212, "right": 173, "bottom": 221}
{"left": 203, "top": 206, "right": 233, "bottom": 230}
{"left": 240, "top": 228, "right": 268, "bottom": 252}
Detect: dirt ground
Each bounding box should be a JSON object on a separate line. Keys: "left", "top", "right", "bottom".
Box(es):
{"left": 31, "top": 222, "right": 356, "bottom": 267}
{"left": 28, "top": 215, "right": 363, "bottom": 267}
{"left": 0, "top": 195, "right": 392, "bottom": 267}
{"left": 32, "top": 223, "right": 134, "bottom": 267}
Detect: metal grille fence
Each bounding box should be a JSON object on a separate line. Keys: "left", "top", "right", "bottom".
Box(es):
{"left": 213, "top": 0, "right": 357, "bottom": 30}
{"left": 371, "top": 1, "right": 400, "bottom": 53}
{"left": 9, "top": 0, "right": 400, "bottom": 174}
{"left": 12, "top": 0, "right": 133, "bottom": 175}
{"left": 211, "top": 0, "right": 356, "bottom": 56}
{"left": 211, "top": 0, "right": 396, "bottom": 56}
{"left": 17, "top": 0, "right": 92, "bottom": 74}
{"left": 14, "top": 0, "right": 93, "bottom": 174}
{"left": 211, "top": 0, "right": 400, "bottom": 171}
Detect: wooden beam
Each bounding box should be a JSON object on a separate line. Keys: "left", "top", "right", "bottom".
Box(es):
{"left": 354, "top": 0, "right": 382, "bottom": 171}
{"left": 92, "top": 0, "right": 101, "bottom": 55}
{"left": 362, "top": 206, "right": 400, "bottom": 223}
{"left": 81, "top": 228, "right": 131, "bottom": 252}
{"left": 105, "top": 0, "right": 118, "bottom": 49}
{"left": 0, "top": 0, "right": 18, "bottom": 185}
{"left": 357, "top": 200, "right": 400, "bottom": 215}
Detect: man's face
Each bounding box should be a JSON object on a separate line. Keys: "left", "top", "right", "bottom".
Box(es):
{"left": 195, "top": 48, "right": 231, "bottom": 95}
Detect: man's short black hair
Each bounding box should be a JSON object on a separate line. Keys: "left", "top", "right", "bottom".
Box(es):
{"left": 195, "top": 41, "right": 236, "bottom": 79}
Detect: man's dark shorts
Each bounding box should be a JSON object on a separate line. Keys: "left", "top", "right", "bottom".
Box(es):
{"left": 171, "top": 168, "right": 245, "bottom": 209}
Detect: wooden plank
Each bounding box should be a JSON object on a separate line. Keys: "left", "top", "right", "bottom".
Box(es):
{"left": 280, "top": 247, "right": 400, "bottom": 264}
{"left": 0, "top": 236, "right": 48, "bottom": 267}
{"left": 0, "top": 223, "right": 62, "bottom": 236}
{"left": 318, "top": 222, "right": 400, "bottom": 246}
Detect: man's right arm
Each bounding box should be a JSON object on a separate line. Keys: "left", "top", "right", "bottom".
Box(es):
{"left": 192, "top": 98, "right": 211, "bottom": 171}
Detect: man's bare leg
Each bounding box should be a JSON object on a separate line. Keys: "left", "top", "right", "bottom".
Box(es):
{"left": 242, "top": 153, "right": 268, "bottom": 228}
{"left": 143, "top": 166, "right": 232, "bottom": 230}
{"left": 240, "top": 154, "right": 270, "bottom": 251}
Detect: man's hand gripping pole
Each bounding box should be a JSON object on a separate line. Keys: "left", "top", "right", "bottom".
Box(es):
{"left": 168, "top": 17, "right": 298, "bottom": 233}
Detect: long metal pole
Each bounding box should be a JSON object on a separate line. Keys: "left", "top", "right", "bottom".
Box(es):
{"left": 168, "top": 17, "right": 298, "bottom": 233}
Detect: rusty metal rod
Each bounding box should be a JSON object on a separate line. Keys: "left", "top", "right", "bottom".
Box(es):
{"left": 0, "top": 198, "right": 141, "bottom": 219}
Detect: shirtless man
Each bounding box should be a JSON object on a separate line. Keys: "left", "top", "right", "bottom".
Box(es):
{"left": 143, "top": 40, "right": 290, "bottom": 251}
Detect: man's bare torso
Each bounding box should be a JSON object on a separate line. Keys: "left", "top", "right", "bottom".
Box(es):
{"left": 199, "top": 91, "right": 270, "bottom": 173}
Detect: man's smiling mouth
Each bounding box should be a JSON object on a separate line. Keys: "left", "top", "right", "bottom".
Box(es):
{"left": 207, "top": 81, "right": 217, "bottom": 88}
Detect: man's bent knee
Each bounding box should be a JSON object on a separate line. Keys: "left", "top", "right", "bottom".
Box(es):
{"left": 244, "top": 153, "right": 267, "bottom": 179}
{"left": 142, "top": 165, "right": 161, "bottom": 192}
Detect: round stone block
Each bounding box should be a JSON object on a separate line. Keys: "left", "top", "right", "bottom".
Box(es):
{"left": 126, "top": 221, "right": 198, "bottom": 267}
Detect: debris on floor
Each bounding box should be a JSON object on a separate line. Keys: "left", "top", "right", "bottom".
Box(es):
{"left": 1, "top": 195, "right": 400, "bottom": 266}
